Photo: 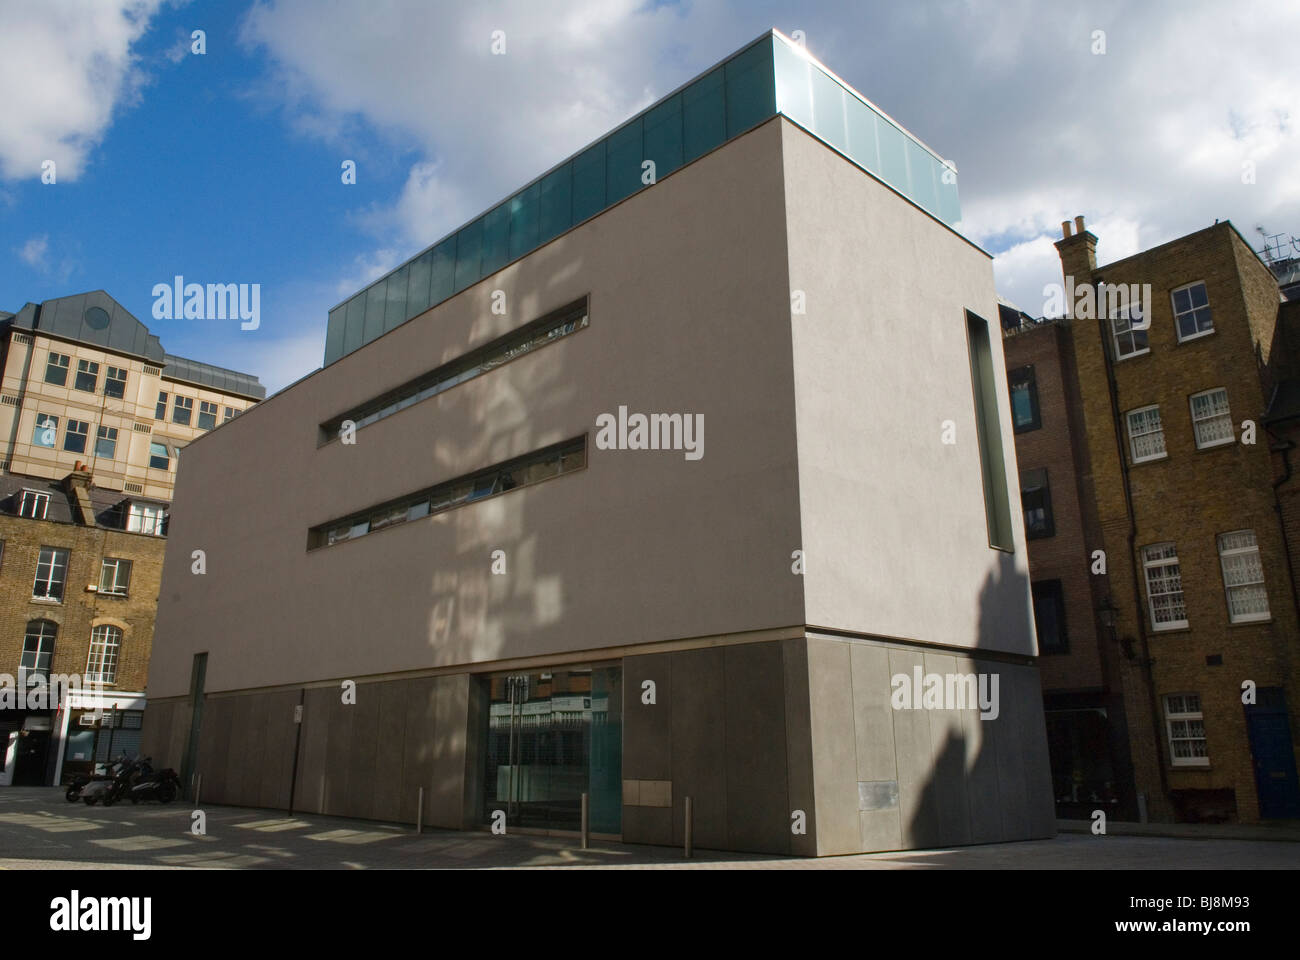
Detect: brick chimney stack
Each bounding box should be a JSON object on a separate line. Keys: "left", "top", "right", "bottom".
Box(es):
{"left": 62, "top": 464, "right": 95, "bottom": 525}
{"left": 1055, "top": 213, "right": 1098, "bottom": 285}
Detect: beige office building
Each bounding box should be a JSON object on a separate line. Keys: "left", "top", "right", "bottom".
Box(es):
{"left": 142, "top": 32, "right": 1053, "bottom": 855}
{"left": 0, "top": 292, "right": 265, "bottom": 505}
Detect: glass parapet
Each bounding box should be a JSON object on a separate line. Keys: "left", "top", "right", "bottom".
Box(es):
{"left": 324, "top": 31, "right": 960, "bottom": 366}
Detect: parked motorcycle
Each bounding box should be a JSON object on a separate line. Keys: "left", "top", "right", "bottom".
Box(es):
{"left": 128, "top": 757, "right": 180, "bottom": 804}
{"left": 66, "top": 755, "right": 126, "bottom": 803}
{"left": 81, "top": 755, "right": 138, "bottom": 806}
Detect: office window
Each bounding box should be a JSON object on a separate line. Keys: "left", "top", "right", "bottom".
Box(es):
{"left": 1020, "top": 468, "right": 1054, "bottom": 539}
{"left": 127, "top": 503, "right": 166, "bottom": 535}
{"left": 223, "top": 406, "right": 237, "bottom": 423}
{"left": 1189, "top": 388, "right": 1234, "bottom": 449}
{"left": 1164, "top": 694, "right": 1208, "bottom": 766}
{"left": 148, "top": 441, "right": 170, "bottom": 470}
{"left": 155, "top": 391, "right": 168, "bottom": 420}
{"left": 1143, "top": 542, "right": 1188, "bottom": 630}
{"left": 74, "top": 359, "right": 99, "bottom": 392}
{"left": 31, "top": 413, "right": 59, "bottom": 448}
{"left": 172, "top": 395, "right": 193, "bottom": 426}
{"left": 18, "top": 490, "right": 50, "bottom": 519}
{"left": 20, "top": 620, "right": 57, "bottom": 680}
{"left": 1031, "top": 580, "right": 1068, "bottom": 654}
{"left": 95, "top": 426, "right": 118, "bottom": 460}
{"left": 1008, "top": 365, "right": 1041, "bottom": 432}
{"left": 1172, "top": 281, "right": 1213, "bottom": 341}
{"left": 1111, "top": 301, "right": 1149, "bottom": 359}
{"left": 63, "top": 419, "right": 89, "bottom": 454}
{"left": 314, "top": 437, "right": 586, "bottom": 548}
{"left": 966, "top": 312, "right": 1014, "bottom": 550}
{"left": 86, "top": 625, "right": 122, "bottom": 685}
{"left": 321, "top": 300, "right": 590, "bottom": 441}
{"left": 33, "top": 546, "right": 69, "bottom": 601}
{"left": 1126, "top": 405, "right": 1167, "bottom": 463}
{"left": 197, "top": 401, "right": 218, "bottom": 431}
{"left": 104, "top": 366, "right": 127, "bottom": 399}
{"left": 99, "top": 557, "right": 132, "bottom": 596}
{"left": 1218, "top": 530, "right": 1270, "bottom": 623}
{"left": 44, "top": 352, "right": 69, "bottom": 386}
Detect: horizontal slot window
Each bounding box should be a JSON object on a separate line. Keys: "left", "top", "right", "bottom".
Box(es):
{"left": 308, "top": 436, "right": 586, "bottom": 550}
{"left": 319, "top": 299, "right": 589, "bottom": 444}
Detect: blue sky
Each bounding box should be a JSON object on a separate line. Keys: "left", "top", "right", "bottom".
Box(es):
{"left": 2, "top": 0, "right": 1297, "bottom": 392}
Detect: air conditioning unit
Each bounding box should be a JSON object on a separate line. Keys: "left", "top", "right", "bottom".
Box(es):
{"left": 78, "top": 715, "right": 96, "bottom": 727}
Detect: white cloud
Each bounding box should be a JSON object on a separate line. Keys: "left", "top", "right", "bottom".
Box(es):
{"left": 0, "top": 0, "right": 165, "bottom": 181}
{"left": 17, "top": 235, "right": 49, "bottom": 270}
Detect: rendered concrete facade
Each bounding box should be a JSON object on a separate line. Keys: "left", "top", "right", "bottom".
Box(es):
{"left": 144, "top": 90, "right": 1053, "bottom": 852}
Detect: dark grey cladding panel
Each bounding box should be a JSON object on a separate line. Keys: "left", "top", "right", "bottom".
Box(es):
{"left": 162, "top": 353, "right": 266, "bottom": 400}
{"left": 35, "top": 291, "right": 161, "bottom": 362}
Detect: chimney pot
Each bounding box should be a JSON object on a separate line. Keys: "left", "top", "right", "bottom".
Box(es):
{"left": 1075, "top": 215, "right": 1086, "bottom": 233}
{"left": 1062, "top": 221, "right": 1073, "bottom": 238}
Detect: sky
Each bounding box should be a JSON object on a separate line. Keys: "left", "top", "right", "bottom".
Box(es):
{"left": 1, "top": 0, "right": 1297, "bottom": 393}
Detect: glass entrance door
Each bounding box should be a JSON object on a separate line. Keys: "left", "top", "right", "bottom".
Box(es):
{"left": 483, "top": 665, "right": 621, "bottom": 833}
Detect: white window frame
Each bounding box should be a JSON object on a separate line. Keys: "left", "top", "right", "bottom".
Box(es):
{"left": 20, "top": 619, "right": 57, "bottom": 680}
{"left": 1172, "top": 281, "right": 1214, "bottom": 342}
{"left": 1217, "top": 530, "right": 1270, "bottom": 624}
{"left": 32, "top": 546, "right": 69, "bottom": 601}
{"left": 127, "top": 503, "right": 166, "bottom": 536}
{"left": 18, "top": 489, "right": 50, "bottom": 519}
{"left": 1143, "top": 542, "right": 1188, "bottom": 630}
{"left": 32, "top": 413, "right": 59, "bottom": 448}
{"left": 85, "top": 625, "right": 122, "bottom": 685}
{"left": 98, "top": 557, "right": 132, "bottom": 596}
{"left": 1110, "top": 301, "right": 1150, "bottom": 360}
{"left": 1189, "top": 388, "right": 1234, "bottom": 449}
{"left": 1164, "top": 693, "right": 1209, "bottom": 767}
{"left": 1126, "top": 405, "right": 1167, "bottom": 464}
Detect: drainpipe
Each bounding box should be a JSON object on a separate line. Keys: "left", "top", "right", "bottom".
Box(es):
{"left": 1095, "top": 281, "right": 1171, "bottom": 806}
{"left": 1266, "top": 424, "right": 1300, "bottom": 632}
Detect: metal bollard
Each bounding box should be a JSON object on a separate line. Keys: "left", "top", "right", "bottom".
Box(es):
{"left": 581, "top": 792, "right": 589, "bottom": 849}
{"left": 417, "top": 787, "right": 424, "bottom": 834}
{"left": 684, "top": 795, "right": 693, "bottom": 859}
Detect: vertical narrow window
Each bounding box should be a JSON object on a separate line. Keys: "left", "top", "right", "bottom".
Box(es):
{"left": 86, "top": 625, "right": 122, "bottom": 684}
{"left": 966, "top": 311, "right": 1013, "bottom": 550}
{"left": 1217, "top": 530, "right": 1269, "bottom": 623}
{"left": 172, "top": 396, "right": 193, "bottom": 426}
{"left": 1164, "top": 694, "right": 1208, "bottom": 766}
{"left": 20, "top": 620, "right": 57, "bottom": 681}
{"left": 18, "top": 490, "right": 50, "bottom": 519}
{"left": 223, "top": 406, "right": 236, "bottom": 423}
{"left": 1126, "top": 405, "right": 1167, "bottom": 463}
{"left": 1172, "top": 281, "right": 1213, "bottom": 341}
{"left": 1019, "top": 468, "right": 1054, "bottom": 539}
{"left": 1143, "top": 542, "right": 1188, "bottom": 630}
{"left": 1031, "top": 580, "right": 1068, "bottom": 654}
{"left": 1007, "top": 364, "right": 1041, "bottom": 432}
{"left": 155, "top": 391, "right": 168, "bottom": 420}
{"left": 33, "top": 546, "right": 69, "bottom": 601}
{"left": 1190, "top": 388, "right": 1234, "bottom": 449}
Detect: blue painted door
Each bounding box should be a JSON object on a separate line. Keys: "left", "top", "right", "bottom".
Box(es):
{"left": 1245, "top": 688, "right": 1300, "bottom": 819}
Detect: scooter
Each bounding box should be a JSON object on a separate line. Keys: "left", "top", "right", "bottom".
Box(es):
{"left": 128, "top": 757, "right": 180, "bottom": 804}
{"left": 66, "top": 755, "right": 126, "bottom": 803}
{"left": 81, "top": 755, "right": 138, "bottom": 806}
